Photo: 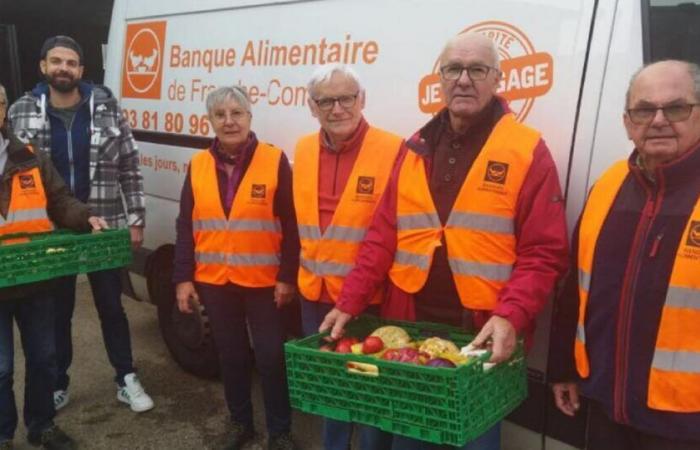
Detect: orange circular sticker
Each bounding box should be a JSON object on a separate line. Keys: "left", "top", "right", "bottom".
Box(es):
{"left": 418, "top": 21, "right": 554, "bottom": 121}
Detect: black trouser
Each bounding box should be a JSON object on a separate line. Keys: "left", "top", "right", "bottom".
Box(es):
{"left": 197, "top": 282, "right": 291, "bottom": 436}
{"left": 587, "top": 402, "right": 700, "bottom": 450}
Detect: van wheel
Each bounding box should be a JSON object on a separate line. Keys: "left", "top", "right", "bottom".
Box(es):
{"left": 147, "top": 245, "right": 220, "bottom": 379}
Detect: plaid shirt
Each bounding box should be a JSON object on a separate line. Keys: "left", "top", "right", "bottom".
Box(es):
{"left": 8, "top": 83, "right": 145, "bottom": 228}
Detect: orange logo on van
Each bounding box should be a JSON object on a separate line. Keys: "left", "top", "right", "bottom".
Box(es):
{"left": 121, "top": 21, "right": 167, "bottom": 99}
{"left": 418, "top": 21, "right": 554, "bottom": 121}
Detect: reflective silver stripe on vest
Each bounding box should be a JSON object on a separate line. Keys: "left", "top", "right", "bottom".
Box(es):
{"left": 397, "top": 212, "right": 441, "bottom": 231}
{"left": 300, "top": 258, "right": 352, "bottom": 276}
{"left": 446, "top": 211, "right": 514, "bottom": 234}
{"left": 0, "top": 208, "right": 51, "bottom": 226}
{"left": 579, "top": 269, "right": 591, "bottom": 292}
{"left": 195, "top": 252, "right": 280, "bottom": 266}
{"left": 576, "top": 324, "right": 586, "bottom": 344}
{"left": 324, "top": 225, "right": 367, "bottom": 243}
{"left": 298, "top": 224, "right": 322, "bottom": 240}
{"left": 193, "top": 219, "right": 280, "bottom": 233}
{"left": 448, "top": 259, "right": 512, "bottom": 281}
{"left": 665, "top": 286, "right": 700, "bottom": 310}
{"left": 394, "top": 250, "right": 431, "bottom": 271}
{"left": 652, "top": 350, "right": 700, "bottom": 374}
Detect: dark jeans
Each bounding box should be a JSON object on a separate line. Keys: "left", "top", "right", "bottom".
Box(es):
{"left": 0, "top": 291, "right": 57, "bottom": 441}
{"left": 360, "top": 423, "right": 500, "bottom": 450}
{"left": 198, "top": 282, "right": 291, "bottom": 436}
{"left": 54, "top": 269, "right": 134, "bottom": 389}
{"left": 300, "top": 299, "right": 381, "bottom": 450}
{"left": 587, "top": 402, "right": 700, "bottom": 450}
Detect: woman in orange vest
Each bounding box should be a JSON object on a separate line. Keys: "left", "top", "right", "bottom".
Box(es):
{"left": 173, "top": 86, "right": 300, "bottom": 450}
{"left": 0, "top": 83, "right": 107, "bottom": 449}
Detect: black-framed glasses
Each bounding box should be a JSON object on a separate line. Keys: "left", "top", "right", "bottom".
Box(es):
{"left": 312, "top": 92, "right": 359, "bottom": 111}
{"left": 627, "top": 104, "right": 698, "bottom": 125}
{"left": 439, "top": 64, "right": 498, "bottom": 81}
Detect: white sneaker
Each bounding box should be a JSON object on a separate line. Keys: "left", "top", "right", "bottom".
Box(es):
{"left": 117, "top": 373, "right": 154, "bottom": 412}
{"left": 53, "top": 390, "right": 69, "bottom": 411}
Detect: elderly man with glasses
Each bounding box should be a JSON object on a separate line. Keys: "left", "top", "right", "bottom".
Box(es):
{"left": 292, "top": 64, "right": 403, "bottom": 450}
{"left": 319, "top": 33, "right": 568, "bottom": 450}
{"left": 551, "top": 60, "right": 700, "bottom": 450}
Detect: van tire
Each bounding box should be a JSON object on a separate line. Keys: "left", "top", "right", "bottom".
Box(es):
{"left": 147, "top": 245, "right": 220, "bottom": 379}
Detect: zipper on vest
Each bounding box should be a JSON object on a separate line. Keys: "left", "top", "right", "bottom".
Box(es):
{"left": 613, "top": 172, "right": 664, "bottom": 424}
{"left": 649, "top": 232, "right": 664, "bottom": 258}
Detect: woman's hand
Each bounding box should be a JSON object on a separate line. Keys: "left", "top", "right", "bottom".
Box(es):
{"left": 176, "top": 281, "right": 199, "bottom": 314}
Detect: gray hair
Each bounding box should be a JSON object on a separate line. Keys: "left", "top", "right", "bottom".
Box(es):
{"left": 441, "top": 33, "right": 500, "bottom": 68}
{"left": 625, "top": 60, "right": 700, "bottom": 109}
{"left": 205, "top": 86, "right": 251, "bottom": 116}
{"left": 307, "top": 64, "right": 363, "bottom": 98}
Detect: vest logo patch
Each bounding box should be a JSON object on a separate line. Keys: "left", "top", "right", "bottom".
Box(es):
{"left": 687, "top": 221, "right": 700, "bottom": 248}
{"left": 19, "top": 175, "right": 36, "bottom": 189}
{"left": 356, "top": 176, "right": 375, "bottom": 195}
{"left": 485, "top": 161, "right": 509, "bottom": 184}
{"left": 251, "top": 184, "right": 266, "bottom": 199}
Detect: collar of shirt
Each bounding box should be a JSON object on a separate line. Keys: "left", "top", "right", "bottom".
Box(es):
{"left": 320, "top": 117, "right": 369, "bottom": 154}
{"left": 210, "top": 132, "right": 258, "bottom": 168}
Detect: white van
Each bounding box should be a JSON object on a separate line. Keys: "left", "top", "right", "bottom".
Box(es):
{"left": 104, "top": 0, "right": 699, "bottom": 448}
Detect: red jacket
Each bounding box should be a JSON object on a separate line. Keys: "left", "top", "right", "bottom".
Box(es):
{"left": 335, "top": 99, "right": 568, "bottom": 336}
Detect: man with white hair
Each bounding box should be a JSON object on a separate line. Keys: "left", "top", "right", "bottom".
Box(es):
{"left": 293, "top": 64, "right": 403, "bottom": 449}
{"left": 551, "top": 60, "right": 700, "bottom": 450}
{"left": 320, "top": 33, "right": 568, "bottom": 449}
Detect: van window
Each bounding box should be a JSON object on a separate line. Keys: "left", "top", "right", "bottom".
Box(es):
{"left": 646, "top": 0, "right": 700, "bottom": 64}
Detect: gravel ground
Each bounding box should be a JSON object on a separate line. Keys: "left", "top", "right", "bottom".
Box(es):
{"left": 10, "top": 277, "right": 327, "bottom": 450}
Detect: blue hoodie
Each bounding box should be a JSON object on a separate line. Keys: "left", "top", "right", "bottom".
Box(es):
{"left": 31, "top": 81, "right": 92, "bottom": 203}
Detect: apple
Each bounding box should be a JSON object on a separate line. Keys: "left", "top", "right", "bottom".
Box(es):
{"left": 335, "top": 337, "right": 359, "bottom": 353}
{"left": 362, "top": 336, "right": 384, "bottom": 354}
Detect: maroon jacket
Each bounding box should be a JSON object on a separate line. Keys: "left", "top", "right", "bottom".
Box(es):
{"left": 335, "top": 98, "right": 568, "bottom": 336}
{"left": 550, "top": 143, "right": 700, "bottom": 441}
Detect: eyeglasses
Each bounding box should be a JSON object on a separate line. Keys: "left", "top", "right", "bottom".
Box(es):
{"left": 626, "top": 104, "right": 698, "bottom": 125}
{"left": 312, "top": 92, "right": 359, "bottom": 111}
{"left": 439, "top": 64, "right": 498, "bottom": 81}
{"left": 211, "top": 109, "right": 250, "bottom": 123}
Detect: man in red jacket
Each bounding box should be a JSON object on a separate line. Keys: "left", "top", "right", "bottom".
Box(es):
{"left": 320, "top": 32, "right": 569, "bottom": 450}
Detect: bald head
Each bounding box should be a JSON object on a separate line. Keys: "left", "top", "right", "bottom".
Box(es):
{"left": 440, "top": 33, "right": 499, "bottom": 68}
{"left": 626, "top": 60, "right": 700, "bottom": 108}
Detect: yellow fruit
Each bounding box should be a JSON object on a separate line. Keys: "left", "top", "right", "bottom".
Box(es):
{"left": 419, "top": 337, "right": 460, "bottom": 357}
{"left": 370, "top": 326, "right": 411, "bottom": 348}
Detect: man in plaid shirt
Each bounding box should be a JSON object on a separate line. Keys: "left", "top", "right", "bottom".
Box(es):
{"left": 8, "top": 35, "right": 154, "bottom": 414}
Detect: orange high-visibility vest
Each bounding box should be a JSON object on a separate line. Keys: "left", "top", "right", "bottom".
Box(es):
{"left": 191, "top": 143, "right": 282, "bottom": 287}
{"left": 576, "top": 160, "right": 700, "bottom": 412}
{"left": 294, "top": 126, "right": 402, "bottom": 302}
{"left": 0, "top": 151, "right": 54, "bottom": 236}
{"left": 389, "top": 113, "right": 540, "bottom": 310}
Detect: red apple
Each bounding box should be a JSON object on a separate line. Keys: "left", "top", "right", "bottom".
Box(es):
{"left": 362, "top": 336, "right": 384, "bottom": 354}
{"left": 335, "top": 337, "right": 359, "bottom": 353}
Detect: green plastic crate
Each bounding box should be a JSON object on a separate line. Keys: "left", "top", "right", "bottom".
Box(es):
{"left": 0, "top": 229, "right": 132, "bottom": 288}
{"left": 285, "top": 315, "right": 527, "bottom": 446}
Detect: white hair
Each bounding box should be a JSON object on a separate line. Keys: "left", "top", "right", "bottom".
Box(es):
{"left": 306, "top": 64, "right": 364, "bottom": 98}
{"left": 441, "top": 33, "right": 500, "bottom": 68}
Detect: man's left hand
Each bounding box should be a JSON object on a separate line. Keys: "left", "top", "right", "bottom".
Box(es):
{"left": 470, "top": 315, "right": 517, "bottom": 364}
{"left": 129, "top": 226, "right": 144, "bottom": 249}
{"left": 274, "top": 282, "right": 296, "bottom": 308}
